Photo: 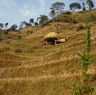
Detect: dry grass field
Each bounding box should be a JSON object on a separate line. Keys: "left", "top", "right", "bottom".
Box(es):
{"left": 0, "top": 10, "right": 96, "bottom": 95}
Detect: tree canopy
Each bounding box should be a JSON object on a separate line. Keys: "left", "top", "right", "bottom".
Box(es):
{"left": 37, "top": 15, "right": 49, "bottom": 25}
{"left": 69, "top": 2, "right": 81, "bottom": 11}
{"left": 50, "top": 2, "right": 65, "bottom": 15}
{"left": 86, "top": 0, "right": 95, "bottom": 10}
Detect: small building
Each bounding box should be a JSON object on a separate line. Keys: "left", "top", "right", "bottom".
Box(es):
{"left": 44, "top": 32, "right": 57, "bottom": 45}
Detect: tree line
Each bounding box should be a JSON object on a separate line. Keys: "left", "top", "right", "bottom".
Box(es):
{"left": 0, "top": 0, "right": 95, "bottom": 31}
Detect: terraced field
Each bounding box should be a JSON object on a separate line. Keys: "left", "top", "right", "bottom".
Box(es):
{"left": 0, "top": 22, "right": 96, "bottom": 95}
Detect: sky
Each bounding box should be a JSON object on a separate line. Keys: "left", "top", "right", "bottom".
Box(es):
{"left": 0, "top": 0, "right": 96, "bottom": 26}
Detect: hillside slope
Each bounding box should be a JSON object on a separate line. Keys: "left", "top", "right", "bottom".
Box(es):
{"left": 0, "top": 10, "right": 96, "bottom": 95}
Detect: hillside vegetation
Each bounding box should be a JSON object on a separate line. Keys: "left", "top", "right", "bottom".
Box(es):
{"left": 0, "top": 9, "right": 96, "bottom": 95}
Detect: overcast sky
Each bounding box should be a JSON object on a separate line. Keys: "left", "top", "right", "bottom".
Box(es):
{"left": 0, "top": 0, "right": 96, "bottom": 26}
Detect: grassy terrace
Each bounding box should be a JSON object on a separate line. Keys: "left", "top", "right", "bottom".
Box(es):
{"left": 0, "top": 10, "right": 96, "bottom": 95}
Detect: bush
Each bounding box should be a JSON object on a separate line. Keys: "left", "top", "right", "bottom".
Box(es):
{"left": 73, "top": 84, "right": 82, "bottom": 95}
{"left": 73, "top": 84, "right": 94, "bottom": 95}
{"left": 81, "top": 85, "right": 94, "bottom": 95}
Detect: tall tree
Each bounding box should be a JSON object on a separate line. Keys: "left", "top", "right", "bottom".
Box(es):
{"left": 34, "top": 22, "right": 38, "bottom": 27}
{"left": 82, "top": 2, "right": 86, "bottom": 11}
{"left": 34, "top": 22, "right": 39, "bottom": 32}
{"left": 50, "top": 2, "right": 65, "bottom": 15}
{"left": 19, "top": 22, "right": 24, "bottom": 29}
{"left": 37, "top": 15, "right": 49, "bottom": 25}
{"left": 86, "top": 0, "right": 94, "bottom": 10}
{"left": 5, "top": 23, "right": 8, "bottom": 29}
{"left": 29, "top": 18, "right": 34, "bottom": 25}
{"left": 49, "top": 9, "right": 56, "bottom": 19}
{"left": 10, "top": 24, "right": 17, "bottom": 31}
{"left": 0, "top": 23, "right": 4, "bottom": 29}
{"left": 69, "top": 2, "right": 81, "bottom": 11}
{"left": 22, "top": 21, "right": 31, "bottom": 27}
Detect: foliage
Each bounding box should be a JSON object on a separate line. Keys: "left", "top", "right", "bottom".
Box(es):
{"left": 73, "top": 84, "right": 82, "bottom": 95}
{"left": 69, "top": 2, "right": 81, "bottom": 11}
{"left": 82, "top": 2, "right": 86, "bottom": 11}
{"left": 73, "top": 84, "right": 94, "bottom": 95}
{"left": 86, "top": 0, "right": 95, "bottom": 10}
{"left": 34, "top": 22, "right": 38, "bottom": 27}
{"left": 5, "top": 23, "right": 8, "bottom": 29}
{"left": 37, "top": 15, "right": 49, "bottom": 25}
{"left": 29, "top": 18, "right": 34, "bottom": 25}
{"left": 10, "top": 24, "right": 17, "bottom": 31}
{"left": 74, "top": 27, "right": 94, "bottom": 95}
{"left": 0, "top": 23, "right": 4, "bottom": 29}
{"left": 50, "top": 2, "right": 65, "bottom": 15}
{"left": 49, "top": 9, "right": 56, "bottom": 18}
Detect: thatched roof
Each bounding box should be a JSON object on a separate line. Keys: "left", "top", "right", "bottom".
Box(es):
{"left": 44, "top": 32, "right": 57, "bottom": 39}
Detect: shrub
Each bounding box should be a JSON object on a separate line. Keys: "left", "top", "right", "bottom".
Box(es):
{"left": 73, "top": 84, "right": 82, "bottom": 95}
{"left": 81, "top": 85, "right": 94, "bottom": 95}
{"left": 73, "top": 84, "right": 94, "bottom": 95}
{"left": 74, "top": 28, "right": 94, "bottom": 95}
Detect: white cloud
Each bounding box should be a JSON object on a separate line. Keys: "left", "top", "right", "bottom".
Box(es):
{"left": 20, "top": 5, "right": 39, "bottom": 18}
{"left": 20, "top": 0, "right": 46, "bottom": 19}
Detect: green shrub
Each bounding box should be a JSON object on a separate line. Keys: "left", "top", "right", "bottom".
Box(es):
{"left": 81, "top": 85, "right": 94, "bottom": 95}
{"left": 75, "top": 28, "right": 94, "bottom": 95}
{"left": 73, "top": 84, "right": 82, "bottom": 95}
{"left": 73, "top": 84, "right": 94, "bottom": 95}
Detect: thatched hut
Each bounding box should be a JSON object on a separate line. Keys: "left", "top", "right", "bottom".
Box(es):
{"left": 44, "top": 32, "right": 57, "bottom": 45}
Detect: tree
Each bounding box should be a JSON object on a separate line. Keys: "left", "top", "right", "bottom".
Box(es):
{"left": 19, "top": 22, "right": 24, "bottom": 29}
{"left": 5, "top": 23, "right": 8, "bottom": 29}
{"left": 29, "top": 18, "right": 34, "bottom": 25}
{"left": 0, "top": 23, "right": 4, "bottom": 29}
{"left": 10, "top": 24, "right": 17, "bottom": 31}
{"left": 86, "top": 0, "right": 95, "bottom": 10}
{"left": 37, "top": 15, "right": 49, "bottom": 25}
{"left": 50, "top": 2, "right": 65, "bottom": 15}
{"left": 69, "top": 2, "right": 81, "bottom": 11}
{"left": 22, "top": 21, "right": 31, "bottom": 27}
{"left": 34, "top": 22, "right": 39, "bottom": 32}
{"left": 50, "top": 2, "right": 65, "bottom": 33}
{"left": 34, "top": 22, "right": 38, "bottom": 27}
{"left": 49, "top": 9, "right": 56, "bottom": 18}
{"left": 82, "top": 2, "right": 86, "bottom": 11}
